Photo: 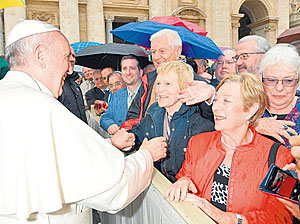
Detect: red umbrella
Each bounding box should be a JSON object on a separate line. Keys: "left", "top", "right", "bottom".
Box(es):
{"left": 277, "top": 26, "right": 300, "bottom": 44}
{"left": 150, "top": 16, "right": 207, "bottom": 36}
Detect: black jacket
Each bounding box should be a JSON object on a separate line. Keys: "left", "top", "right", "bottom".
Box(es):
{"left": 85, "top": 87, "right": 109, "bottom": 108}
{"left": 58, "top": 72, "right": 87, "bottom": 123}
{"left": 130, "top": 102, "right": 215, "bottom": 182}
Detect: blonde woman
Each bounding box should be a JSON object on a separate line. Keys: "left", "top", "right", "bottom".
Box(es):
{"left": 129, "top": 61, "right": 214, "bottom": 182}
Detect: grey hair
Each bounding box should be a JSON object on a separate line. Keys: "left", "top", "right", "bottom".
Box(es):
{"left": 92, "top": 69, "right": 102, "bottom": 79}
{"left": 108, "top": 71, "right": 123, "bottom": 83}
{"left": 223, "top": 48, "right": 237, "bottom": 54}
{"left": 197, "top": 59, "right": 207, "bottom": 68}
{"left": 259, "top": 44, "right": 300, "bottom": 76}
{"left": 5, "top": 37, "right": 34, "bottom": 67}
{"left": 238, "top": 35, "right": 271, "bottom": 53}
{"left": 150, "top": 29, "right": 182, "bottom": 49}
{"left": 5, "top": 31, "right": 57, "bottom": 68}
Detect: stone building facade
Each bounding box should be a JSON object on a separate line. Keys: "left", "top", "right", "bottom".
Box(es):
{"left": 1, "top": 0, "right": 300, "bottom": 55}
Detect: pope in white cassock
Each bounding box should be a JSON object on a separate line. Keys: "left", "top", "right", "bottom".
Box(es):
{"left": 0, "top": 20, "right": 167, "bottom": 224}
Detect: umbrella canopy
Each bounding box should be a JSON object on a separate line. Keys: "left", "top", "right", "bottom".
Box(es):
{"left": 70, "top": 41, "right": 102, "bottom": 55}
{"left": 75, "top": 43, "right": 151, "bottom": 70}
{"left": 0, "top": 0, "right": 25, "bottom": 9}
{"left": 277, "top": 26, "right": 300, "bottom": 44}
{"left": 150, "top": 16, "right": 207, "bottom": 36}
{"left": 110, "top": 21, "right": 222, "bottom": 59}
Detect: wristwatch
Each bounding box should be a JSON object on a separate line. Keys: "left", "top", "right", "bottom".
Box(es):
{"left": 235, "top": 213, "right": 243, "bottom": 224}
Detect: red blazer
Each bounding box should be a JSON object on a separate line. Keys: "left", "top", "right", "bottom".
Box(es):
{"left": 176, "top": 128, "right": 294, "bottom": 224}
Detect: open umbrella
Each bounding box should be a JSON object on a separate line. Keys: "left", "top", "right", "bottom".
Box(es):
{"left": 70, "top": 41, "right": 102, "bottom": 55}
{"left": 150, "top": 16, "right": 207, "bottom": 36}
{"left": 75, "top": 43, "right": 151, "bottom": 70}
{"left": 110, "top": 21, "right": 222, "bottom": 59}
{"left": 0, "top": 0, "right": 25, "bottom": 9}
{"left": 277, "top": 27, "right": 300, "bottom": 44}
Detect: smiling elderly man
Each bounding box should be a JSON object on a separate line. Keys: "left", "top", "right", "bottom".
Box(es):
{"left": 0, "top": 20, "right": 167, "bottom": 224}
{"left": 125, "top": 29, "right": 215, "bottom": 126}
{"left": 234, "top": 35, "right": 270, "bottom": 77}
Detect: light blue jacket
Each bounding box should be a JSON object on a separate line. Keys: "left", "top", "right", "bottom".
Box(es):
{"left": 100, "top": 88, "right": 128, "bottom": 131}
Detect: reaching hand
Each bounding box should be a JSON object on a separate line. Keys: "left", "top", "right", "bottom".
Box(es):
{"left": 140, "top": 137, "right": 167, "bottom": 162}
{"left": 256, "top": 117, "right": 296, "bottom": 143}
{"left": 199, "top": 72, "right": 212, "bottom": 82}
{"left": 290, "top": 136, "right": 300, "bottom": 169}
{"left": 178, "top": 80, "right": 214, "bottom": 105}
{"left": 165, "top": 177, "right": 197, "bottom": 202}
{"left": 107, "top": 124, "right": 120, "bottom": 135}
{"left": 111, "top": 128, "right": 135, "bottom": 150}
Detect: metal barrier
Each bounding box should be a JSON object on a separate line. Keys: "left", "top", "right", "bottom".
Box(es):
{"left": 100, "top": 168, "right": 215, "bottom": 224}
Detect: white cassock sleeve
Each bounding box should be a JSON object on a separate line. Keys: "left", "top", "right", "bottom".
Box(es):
{"left": 78, "top": 149, "right": 153, "bottom": 213}
{"left": 0, "top": 74, "right": 153, "bottom": 221}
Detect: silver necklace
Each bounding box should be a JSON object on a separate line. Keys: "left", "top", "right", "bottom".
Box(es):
{"left": 221, "top": 129, "right": 253, "bottom": 149}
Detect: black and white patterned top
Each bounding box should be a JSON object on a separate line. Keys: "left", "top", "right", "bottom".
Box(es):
{"left": 210, "top": 163, "right": 231, "bottom": 211}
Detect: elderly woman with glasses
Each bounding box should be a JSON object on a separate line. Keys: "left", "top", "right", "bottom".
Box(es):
{"left": 256, "top": 45, "right": 300, "bottom": 148}
{"left": 166, "top": 73, "right": 294, "bottom": 224}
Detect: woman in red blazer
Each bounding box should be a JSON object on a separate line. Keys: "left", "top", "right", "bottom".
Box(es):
{"left": 166, "top": 73, "right": 294, "bottom": 224}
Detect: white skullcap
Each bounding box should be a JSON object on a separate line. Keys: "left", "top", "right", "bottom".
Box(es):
{"left": 6, "top": 20, "right": 60, "bottom": 47}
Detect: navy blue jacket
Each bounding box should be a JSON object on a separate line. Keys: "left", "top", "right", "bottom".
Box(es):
{"left": 130, "top": 102, "right": 215, "bottom": 182}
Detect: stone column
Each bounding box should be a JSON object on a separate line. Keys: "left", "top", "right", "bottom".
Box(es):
{"left": 3, "top": 5, "right": 26, "bottom": 44}
{"left": 0, "top": 10, "right": 4, "bottom": 55}
{"left": 211, "top": 0, "right": 232, "bottom": 47}
{"left": 105, "top": 15, "right": 114, "bottom": 43}
{"left": 59, "top": 0, "right": 80, "bottom": 44}
{"left": 87, "top": 0, "right": 105, "bottom": 43}
{"left": 231, "top": 13, "right": 244, "bottom": 48}
{"left": 277, "top": 0, "right": 289, "bottom": 37}
{"left": 149, "top": 0, "right": 165, "bottom": 19}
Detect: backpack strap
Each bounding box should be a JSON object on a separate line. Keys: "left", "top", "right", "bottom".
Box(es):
{"left": 268, "top": 142, "right": 282, "bottom": 167}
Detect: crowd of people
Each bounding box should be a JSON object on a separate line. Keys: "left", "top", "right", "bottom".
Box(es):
{"left": 2, "top": 19, "right": 300, "bottom": 224}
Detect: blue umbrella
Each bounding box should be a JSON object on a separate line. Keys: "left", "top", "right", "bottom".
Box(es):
{"left": 70, "top": 41, "right": 102, "bottom": 55}
{"left": 110, "top": 21, "right": 222, "bottom": 59}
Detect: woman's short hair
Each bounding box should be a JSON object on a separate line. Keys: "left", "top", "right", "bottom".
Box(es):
{"left": 259, "top": 44, "right": 300, "bottom": 76}
{"left": 157, "top": 61, "right": 193, "bottom": 90}
{"left": 216, "top": 73, "right": 267, "bottom": 127}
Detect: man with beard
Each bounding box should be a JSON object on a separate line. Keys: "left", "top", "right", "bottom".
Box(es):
{"left": 234, "top": 35, "right": 270, "bottom": 77}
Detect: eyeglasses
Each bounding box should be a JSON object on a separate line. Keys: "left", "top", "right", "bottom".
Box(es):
{"left": 232, "top": 52, "right": 265, "bottom": 61}
{"left": 262, "top": 76, "right": 299, "bottom": 87}
{"left": 95, "top": 77, "right": 104, "bottom": 81}
{"left": 217, "top": 60, "right": 235, "bottom": 66}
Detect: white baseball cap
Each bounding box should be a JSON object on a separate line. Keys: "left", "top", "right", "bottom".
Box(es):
{"left": 6, "top": 20, "right": 59, "bottom": 47}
